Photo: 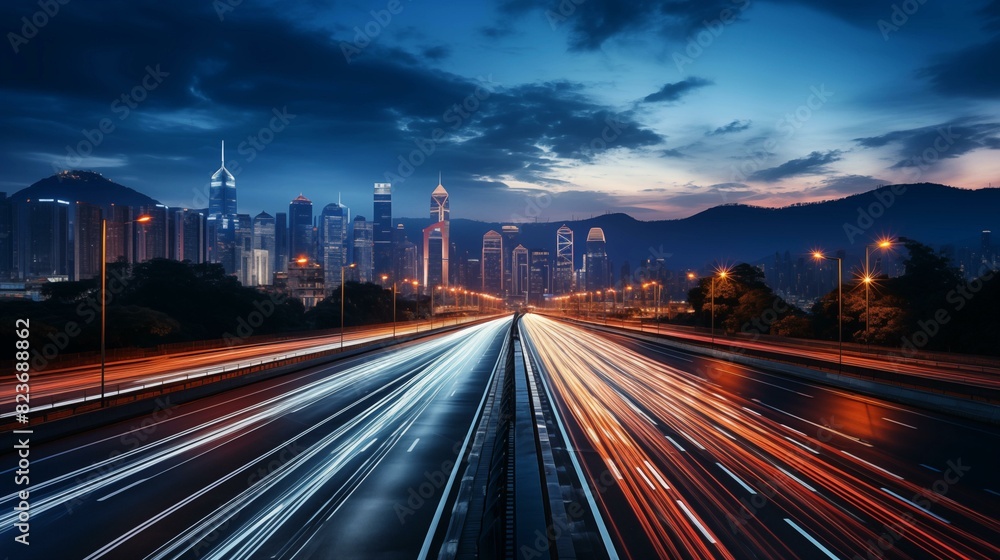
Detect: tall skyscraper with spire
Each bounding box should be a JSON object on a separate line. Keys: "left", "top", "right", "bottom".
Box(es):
{"left": 208, "top": 141, "right": 237, "bottom": 226}
{"left": 423, "top": 176, "right": 450, "bottom": 290}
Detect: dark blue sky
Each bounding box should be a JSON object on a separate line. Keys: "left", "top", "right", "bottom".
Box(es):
{"left": 2, "top": 0, "right": 998, "bottom": 221}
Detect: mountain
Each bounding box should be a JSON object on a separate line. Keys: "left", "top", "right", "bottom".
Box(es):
{"left": 10, "top": 170, "right": 162, "bottom": 208}
{"left": 396, "top": 184, "right": 1000, "bottom": 271}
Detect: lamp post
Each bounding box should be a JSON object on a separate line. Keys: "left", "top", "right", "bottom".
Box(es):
{"left": 863, "top": 239, "right": 892, "bottom": 345}
{"left": 813, "top": 251, "right": 843, "bottom": 371}
{"left": 710, "top": 270, "right": 728, "bottom": 347}
{"left": 382, "top": 275, "right": 396, "bottom": 339}
{"left": 101, "top": 214, "right": 151, "bottom": 407}
{"left": 341, "top": 263, "right": 356, "bottom": 350}
{"left": 409, "top": 280, "right": 419, "bottom": 332}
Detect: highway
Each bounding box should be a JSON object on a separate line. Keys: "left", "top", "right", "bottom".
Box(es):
{"left": 520, "top": 313, "right": 1000, "bottom": 559}
{"left": 0, "top": 317, "right": 510, "bottom": 559}
{"left": 1, "top": 313, "right": 499, "bottom": 420}
{"left": 552, "top": 312, "right": 1000, "bottom": 392}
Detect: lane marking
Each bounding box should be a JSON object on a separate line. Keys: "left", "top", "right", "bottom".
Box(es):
{"left": 716, "top": 462, "right": 756, "bottom": 495}
{"left": 676, "top": 500, "right": 716, "bottom": 544}
{"left": 636, "top": 467, "right": 657, "bottom": 491}
{"left": 407, "top": 438, "right": 420, "bottom": 453}
{"left": 881, "top": 487, "right": 950, "bottom": 524}
{"left": 752, "top": 399, "right": 871, "bottom": 447}
{"left": 741, "top": 406, "right": 762, "bottom": 417}
{"left": 780, "top": 423, "right": 808, "bottom": 438}
{"left": 676, "top": 429, "right": 706, "bottom": 451}
{"left": 784, "top": 436, "right": 820, "bottom": 455}
{"left": 607, "top": 459, "right": 624, "bottom": 480}
{"left": 97, "top": 478, "right": 148, "bottom": 502}
{"left": 644, "top": 460, "right": 670, "bottom": 490}
{"left": 919, "top": 464, "right": 941, "bottom": 473}
{"left": 776, "top": 465, "right": 817, "bottom": 492}
{"left": 842, "top": 450, "right": 903, "bottom": 480}
{"left": 665, "top": 436, "right": 687, "bottom": 452}
{"left": 985, "top": 489, "right": 1000, "bottom": 498}
{"left": 882, "top": 417, "right": 916, "bottom": 430}
{"left": 784, "top": 518, "right": 839, "bottom": 560}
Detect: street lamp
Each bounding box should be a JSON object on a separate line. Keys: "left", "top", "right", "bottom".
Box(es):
{"left": 101, "top": 213, "right": 151, "bottom": 407}
{"left": 813, "top": 251, "right": 843, "bottom": 371}
{"left": 382, "top": 274, "right": 396, "bottom": 339}
{"left": 863, "top": 238, "right": 893, "bottom": 344}
{"left": 710, "top": 270, "right": 728, "bottom": 347}
{"left": 341, "top": 263, "right": 356, "bottom": 350}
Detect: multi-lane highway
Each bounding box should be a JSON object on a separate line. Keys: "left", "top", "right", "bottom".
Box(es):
{"left": 554, "top": 312, "right": 1000, "bottom": 392}
{"left": 520, "top": 313, "right": 1000, "bottom": 559}
{"left": 1, "top": 314, "right": 498, "bottom": 419}
{"left": 1, "top": 318, "right": 510, "bottom": 559}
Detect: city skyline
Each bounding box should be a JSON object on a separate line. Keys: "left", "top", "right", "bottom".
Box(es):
{"left": 2, "top": 1, "right": 998, "bottom": 222}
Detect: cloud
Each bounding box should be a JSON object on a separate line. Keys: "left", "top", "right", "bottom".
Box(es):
{"left": 421, "top": 45, "right": 452, "bottom": 61}
{"left": 747, "top": 150, "right": 843, "bottom": 182}
{"left": 496, "top": 0, "right": 751, "bottom": 50}
{"left": 804, "top": 174, "right": 887, "bottom": 197}
{"left": 643, "top": 77, "right": 712, "bottom": 103}
{"left": 706, "top": 119, "right": 751, "bottom": 136}
{"left": 918, "top": 38, "right": 1000, "bottom": 99}
{"left": 854, "top": 119, "right": 1000, "bottom": 168}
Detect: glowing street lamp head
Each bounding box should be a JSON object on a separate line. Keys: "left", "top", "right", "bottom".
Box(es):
{"left": 135, "top": 214, "right": 152, "bottom": 223}
{"left": 878, "top": 240, "right": 892, "bottom": 249}
{"left": 296, "top": 256, "right": 308, "bottom": 264}
{"left": 687, "top": 272, "right": 696, "bottom": 280}
{"left": 863, "top": 275, "right": 873, "bottom": 284}
{"left": 812, "top": 251, "right": 824, "bottom": 260}
{"left": 718, "top": 271, "right": 727, "bottom": 279}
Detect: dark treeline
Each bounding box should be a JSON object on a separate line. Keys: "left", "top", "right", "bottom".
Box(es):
{"left": 678, "top": 239, "right": 1000, "bottom": 356}
{"left": 0, "top": 259, "right": 433, "bottom": 365}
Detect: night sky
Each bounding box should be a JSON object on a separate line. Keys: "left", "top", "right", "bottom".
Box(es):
{"left": 2, "top": 0, "right": 998, "bottom": 221}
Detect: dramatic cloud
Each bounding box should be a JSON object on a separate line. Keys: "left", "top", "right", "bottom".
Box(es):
{"left": 804, "top": 174, "right": 888, "bottom": 197}
{"left": 854, "top": 119, "right": 1000, "bottom": 168}
{"left": 707, "top": 119, "right": 751, "bottom": 136}
{"left": 643, "top": 77, "right": 712, "bottom": 104}
{"left": 748, "top": 150, "right": 843, "bottom": 182}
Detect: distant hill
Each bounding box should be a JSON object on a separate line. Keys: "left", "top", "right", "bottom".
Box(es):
{"left": 10, "top": 170, "right": 162, "bottom": 208}
{"left": 396, "top": 184, "right": 1000, "bottom": 271}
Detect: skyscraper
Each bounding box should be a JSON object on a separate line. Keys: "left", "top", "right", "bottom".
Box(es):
{"left": 512, "top": 244, "right": 528, "bottom": 299}
{"left": 555, "top": 224, "right": 574, "bottom": 294}
{"left": 585, "top": 227, "right": 609, "bottom": 290}
{"left": 134, "top": 204, "right": 169, "bottom": 263}
{"left": 15, "top": 198, "right": 69, "bottom": 279}
{"left": 423, "top": 180, "right": 450, "bottom": 290}
{"left": 501, "top": 225, "right": 519, "bottom": 297}
{"left": 233, "top": 213, "right": 254, "bottom": 286}
{"left": 353, "top": 215, "right": 374, "bottom": 283}
{"left": 73, "top": 202, "right": 102, "bottom": 281}
{"left": 319, "top": 201, "right": 349, "bottom": 291}
{"left": 481, "top": 229, "right": 503, "bottom": 296}
{"left": 253, "top": 211, "right": 276, "bottom": 284}
{"left": 208, "top": 141, "right": 237, "bottom": 226}
{"left": 394, "top": 223, "right": 419, "bottom": 283}
{"left": 289, "top": 194, "right": 314, "bottom": 262}
{"left": 373, "top": 182, "right": 392, "bottom": 283}
{"left": 528, "top": 249, "right": 552, "bottom": 305}
{"left": 275, "top": 212, "right": 288, "bottom": 273}
{"left": 0, "top": 193, "right": 13, "bottom": 280}
{"left": 170, "top": 209, "right": 206, "bottom": 264}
